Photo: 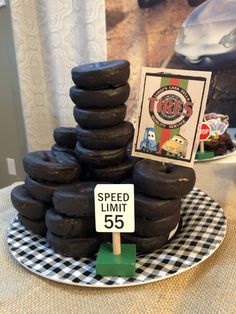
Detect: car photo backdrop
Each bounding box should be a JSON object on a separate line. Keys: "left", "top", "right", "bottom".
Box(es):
{"left": 106, "top": 0, "right": 236, "bottom": 126}
{"left": 132, "top": 67, "right": 211, "bottom": 167}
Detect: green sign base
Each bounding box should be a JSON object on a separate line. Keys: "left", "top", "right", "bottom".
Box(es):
{"left": 196, "top": 151, "right": 215, "bottom": 160}
{"left": 96, "top": 243, "right": 136, "bottom": 277}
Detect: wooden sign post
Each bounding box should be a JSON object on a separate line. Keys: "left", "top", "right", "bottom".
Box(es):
{"left": 94, "top": 184, "right": 136, "bottom": 277}
{"left": 112, "top": 232, "right": 121, "bottom": 255}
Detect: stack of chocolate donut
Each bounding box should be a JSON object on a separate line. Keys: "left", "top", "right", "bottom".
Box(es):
{"left": 70, "top": 60, "right": 134, "bottom": 182}
{"left": 46, "top": 182, "right": 102, "bottom": 258}
{"left": 51, "top": 127, "right": 77, "bottom": 157}
{"left": 10, "top": 59, "right": 198, "bottom": 259}
{"left": 122, "top": 159, "right": 196, "bottom": 253}
{"left": 11, "top": 184, "right": 49, "bottom": 236}
{"left": 11, "top": 151, "right": 81, "bottom": 236}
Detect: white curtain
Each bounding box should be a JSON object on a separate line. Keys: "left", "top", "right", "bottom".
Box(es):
{"left": 10, "top": 0, "right": 107, "bottom": 151}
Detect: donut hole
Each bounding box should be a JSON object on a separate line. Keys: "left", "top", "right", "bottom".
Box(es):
{"left": 157, "top": 163, "right": 170, "bottom": 173}
{"left": 93, "top": 62, "right": 105, "bottom": 69}
{"left": 165, "top": 164, "right": 174, "bottom": 174}
{"left": 42, "top": 152, "right": 57, "bottom": 163}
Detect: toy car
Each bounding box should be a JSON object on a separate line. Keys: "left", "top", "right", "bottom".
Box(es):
{"left": 175, "top": 0, "right": 236, "bottom": 70}
{"left": 140, "top": 128, "right": 159, "bottom": 153}
{"left": 161, "top": 134, "right": 188, "bottom": 158}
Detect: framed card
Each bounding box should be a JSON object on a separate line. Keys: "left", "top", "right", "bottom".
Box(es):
{"left": 132, "top": 67, "right": 212, "bottom": 167}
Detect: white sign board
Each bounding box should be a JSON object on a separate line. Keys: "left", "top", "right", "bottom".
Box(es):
{"left": 132, "top": 67, "right": 212, "bottom": 168}
{"left": 94, "top": 184, "right": 135, "bottom": 233}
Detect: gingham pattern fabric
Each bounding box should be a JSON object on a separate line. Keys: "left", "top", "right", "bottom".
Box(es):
{"left": 7, "top": 188, "right": 226, "bottom": 287}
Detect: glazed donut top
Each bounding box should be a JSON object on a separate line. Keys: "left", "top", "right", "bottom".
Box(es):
{"left": 72, "top": 60, "right": 129, "bottom": 73}
{"left": 24, "top": 151, "right": 80, "bottom": 169}
{"left": 71, "top": 60, "right": 130, "bottom": 89}
{"left": 134, "top": 159, "right": 196, "bottom": 184}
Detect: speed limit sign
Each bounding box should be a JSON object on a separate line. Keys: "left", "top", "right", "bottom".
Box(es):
{"left": 94, "top": 184, "right": 135, "bottom": 233}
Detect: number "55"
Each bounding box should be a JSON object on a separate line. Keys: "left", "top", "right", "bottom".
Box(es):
{"left": 104, "top": 215, "right": 124, "bottom": 229}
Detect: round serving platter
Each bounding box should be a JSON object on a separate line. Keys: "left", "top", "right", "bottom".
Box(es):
{"left": 7, "top": 188, "right": 226, "bottom": 288}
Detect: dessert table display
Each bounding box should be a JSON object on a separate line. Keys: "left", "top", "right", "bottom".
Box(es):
{"left": 10, "top": 61, "right": 203, "bottom": 264}
{"left": 1, "top": 162, "right": 236, "bottom": 313}
{"left": 7, "top": 188, "right": 226, "bottom": 287}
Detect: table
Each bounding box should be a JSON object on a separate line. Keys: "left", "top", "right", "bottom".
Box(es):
{"left": 1, "top": 162, "right": 236, "bottom": 314}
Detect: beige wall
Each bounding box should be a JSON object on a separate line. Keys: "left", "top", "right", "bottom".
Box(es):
{"left": 0, "top": 1, "right": 27, "bottom": 188}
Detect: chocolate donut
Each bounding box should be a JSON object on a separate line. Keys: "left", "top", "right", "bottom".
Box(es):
{"left": 23, "top": 151, "right": 81, "bottom": 183}
{"left": 89, "top": 160, "right": 133, "bottom": 182}
{"left": 123, "top": 233, "right": 168, "bottom": 254}
{"left": 135, "top": 193, "right": 181, "bottom": 220}
{"left": 51, "top": 144, "right": 76, "bottom": 157}
{"left": 133, "top": 159, "right": 196, "bottom": 198}
{"left": 52, "top": 182, "right": 98, "bottom": 217}
{"left": 75, "top": 142, "right": 126, "bottom": 168}
{"left": 73, "top": 105, "right": 126, "bottom": 129}
{"left": 11, "top": 184, "right": 49, "bottom": 220}
{"left": 70, "top": 84, "right": 130, "bottom": 109}
{"left": 122, "top": 218, "right": 182, "bottom": 253}
{"left": 25, "top": 176, "right": 79, "bottom": 202}
{"left": 53, "top": 127, "right": 77, "bottom": 149}
{"left": 47, "top": 231, "right": 101, "bottom": 258}
{"left": 71, "top": 60, "right": 130, "bottom": 89}
{"left": 46, "top": 209, "right": 95, "bottom": 238}
{"left": 135, "top": 210, "right": 181, "bottom": 237}
{"left": 76, "top": 121, "right": 134, "bottom": 150}
{"left": 18, "top": 214, "right": 47, "bottom": 236}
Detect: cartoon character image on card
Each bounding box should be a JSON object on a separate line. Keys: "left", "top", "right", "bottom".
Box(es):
{"left": 140, "top": 128, "right": 159, "bottom": 153}
{"left": 161, "top": 134, "right": 188, "bottom": 159}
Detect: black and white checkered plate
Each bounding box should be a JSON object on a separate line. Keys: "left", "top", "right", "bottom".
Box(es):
{"left": 7, "top": 188, "right": 226, "bottom": 288}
